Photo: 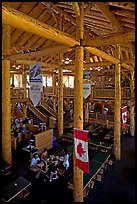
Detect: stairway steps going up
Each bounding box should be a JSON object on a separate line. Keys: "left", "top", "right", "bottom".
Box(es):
{"left": 27, "top": 108, "right": 42, "bottom": 125}
{"left": 36, "top": 105, "right": 51, "bottom": 117}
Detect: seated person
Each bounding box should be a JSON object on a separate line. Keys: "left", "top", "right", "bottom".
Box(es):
{"left": 30, "top": 153, "right": 40, "bottom": 167}
{"left": 49, "top": 164, "right": 58, "bottom": 182}
{"left": 41, "top": 148, "right": 48, "bottom": 160}
{"left": 63, "top": 148, "right": 70, "bottom": 171}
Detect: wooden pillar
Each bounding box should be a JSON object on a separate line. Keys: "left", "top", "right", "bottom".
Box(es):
{"left": 57, "top": 55, "right": 63, "bottom": 139}
{"left": 114, "top": 44, "right": 121, "bottom": 160}
{"left": 57, "top": 14, "right": 64, "bottom": 139}
{"left": 73, "top": 2, "right": 84, "bottom": 202}
{"left": 11, "top": 73, "right": 14, "bottom": 85}
{"left": 101, "top": 102, "right": 104, "bottom": 114}
{"left": 22, "top": 104, "right": 27, "bottom": 119}
{"left": 22, "top": 68, "right": 27, "bottom": 118}
{"left": 85, "top": 102, "right": 89, "bottom": 123}
{"left": 53, "top": 73, "right": 57, "bottom": 112}
{"left": 129, "top": 70, "right": 135, "bottom": 136}
{"left": 106, "top": 119, "right": 109, "bottom": 128}
{"left": 18, "top": 74, "right": 20, "bottom": 87}
{"left": 22, "top": 68, "right": 27, "bottom": 98}
{"left": 90, "top": 86, "right": 94, "bottom": 101}
{"left": 2, "top": 24, "right": 12, "bottom": 164}
{"left": 12, "top": 104, "right": 15, "bottom": 120}
{"left": 101, "top": 76, "right": 105, "bottom": 89}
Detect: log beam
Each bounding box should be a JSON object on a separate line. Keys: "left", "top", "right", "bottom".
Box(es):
{"left": 94, "top": 2, "right": 124, "bottom": 32}
{"left": 72, "top": 2, "right": 80, "bottom": 16}
{"left": 85, "top": 47, "right": 133, "bottom": 71}
{"left": 5, "top": 45, "right": 71, "bottom": 60}
{"left": 86, "top": 31, "right": 134, "bottom": 47}
{"left": 2, "top": 4, "right": 79, "bottom": 47}
{"left": 2, "top": 4, "right": 133, "bottom": 72}
{"left": 15, "top": 60, "right": 59, "bottom": 68}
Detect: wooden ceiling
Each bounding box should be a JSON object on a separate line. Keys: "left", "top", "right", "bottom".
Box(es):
{"left": 2, "top": 2, "right": 135, "bottom": 75}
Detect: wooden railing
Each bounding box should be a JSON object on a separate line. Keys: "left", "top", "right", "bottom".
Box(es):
{"left": 28, "top": 103, "right": 47, "bottom": 123}
{"left": 43, "top": 86, "right": 130, "bottom": 100}
{"left": 10, "top": 88, "right": 29, "bottom": 99}
{"left": 11, "top": 86, "right": 130, "bottom": 102}
{"left": 41, "top": 102, "right": 57, "bottom": 118}
{"left": 89, "top": 112, "right": 114, "bottom": 122}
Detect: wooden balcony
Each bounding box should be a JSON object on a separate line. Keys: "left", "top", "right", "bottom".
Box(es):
{"left": 11, "top": 86, "right": 130, "bottom": 104}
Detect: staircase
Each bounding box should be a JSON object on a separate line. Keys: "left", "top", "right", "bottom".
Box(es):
{"left": 36, "top": 105, "right": 51, "bottom": 117}
{"left": 27, "top": 108, "right": 43, "bottom": 125}
{"left": 42, "top": 102, "right": 57, "bottom": 118}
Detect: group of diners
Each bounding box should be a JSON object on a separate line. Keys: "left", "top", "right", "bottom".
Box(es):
{"left": 11, "top": 116, "right": 46, "bottom": 147}
{"left": 11, "top": 117, "right": 31, "bottom": 140}
{"left": 30, "top": 147, "right": 70, "bottom": 182}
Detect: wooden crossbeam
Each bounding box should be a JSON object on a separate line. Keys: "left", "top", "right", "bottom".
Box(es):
{"left": 15, "top": 59, "right": 59, "bottom": 68}
{"left": 72, "top": 2, "right": 80, "bottom": 16}
{"left": 94, "top": 2, "right": 124, "bottom": 32}
{"left": 86, "top": 31, "right": 134, "bottom": 47}
{"left": 94, "top": 2, "right": 134, "bottom": 51}
{"left": 2, "top": 4, "right": 79, "bottom": 47}
{"left": 2, "top": 4, "right": 133, "bottom": 72}
{"left": 5, "top": 44, "right": 71, "bottom": 60}
{"left": 85, "top": 47, "right": 133, "bottom": 71}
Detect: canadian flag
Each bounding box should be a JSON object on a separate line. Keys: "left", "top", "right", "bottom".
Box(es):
{"left": 122, "top": 106, "right": 127, "bottom": 128}
{"left": 74, "top": 128, "right": 89, "bottom": 173}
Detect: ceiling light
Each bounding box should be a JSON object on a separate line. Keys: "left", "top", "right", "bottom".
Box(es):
{"left": 64, "top": 61, "right": 69, "bottom": 64}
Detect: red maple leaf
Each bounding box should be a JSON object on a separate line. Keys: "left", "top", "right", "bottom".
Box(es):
{"left": 123, "top": 113, "right": 127, "bottom": 121}
{"left": 77, "top": 142, "right": 85, "bottom": 157}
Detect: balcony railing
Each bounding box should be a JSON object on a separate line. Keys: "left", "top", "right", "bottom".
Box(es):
{"left": 11, "top": 86, "right": 130, "bottom": 101}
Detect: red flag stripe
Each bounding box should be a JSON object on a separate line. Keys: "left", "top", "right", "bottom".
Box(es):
{"left": 75, "top": 157, "right": 89, "bottom": 173}
{"left": 74, "top": 129, "right": 88, "bottom": 142}
{"left": 122, "top": 106, "right": 127, "bottom": 113}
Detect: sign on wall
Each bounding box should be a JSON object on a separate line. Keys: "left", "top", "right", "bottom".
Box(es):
{"left": 29, "top": 64, "right": 43, "bottom": 107}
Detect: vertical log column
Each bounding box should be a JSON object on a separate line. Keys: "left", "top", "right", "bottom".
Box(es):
{"left": 2, "top": 24, "right": 12, "bottom": 164}
{"left": 11, "top": 73, "right": 14, "bottom": 85}
{"left": 22, "top": 68, "right": 27, "bottom": 118}
{"left": 129, "top": 70, "right": 135, "bottom": 136}
{"left": 53, "top": 73, "right": 57, "bottom": 112}
{"left": 114, "top": 44, "right": 121, "bottom": 160}
{"left": 73, "top": 2, "right": 84, "bottom": 202}
{"left": 85, "top": 102, "right": 89, "bottom": 123}
{"left": 57, "top": 14, "right": 64, "bottom": 140}
{"left": 18, "top": 74, "right": 20, "bottom": 87}
{"left": 57, "top": 54, "right": 63, "bottom": 140}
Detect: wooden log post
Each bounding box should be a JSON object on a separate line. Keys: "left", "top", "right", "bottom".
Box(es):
{"left": 11, "top": 73, "right": 14, "bottom": 85}
{"left": 85, "top": 102, "right": 89, "bottom": 123}
{"left": 129, "top": 70, "right": 135, "bottom": 136}
{"left": 57, "top": 54, "right": 63, "bottom": 140}
{"left": 114, "top": 44, "right": 121, "bottom": 160}
{"left": 101, "top": 102, "right": 104, "bottom": 114}
{"left": 12, "top": 104, "right": 15, "bottom": 121}
{"left": 22, "top": 68, "right": 27, "bottom": 118}
{"left": 73, "top": 2, "right": 84, "bottom": 202}
{"left": 2, "top": 24, "right": 12, "bottom": 164}
{"left": 57, "top": 15, "right": 64, "bottom": 140}
{"left": 17, "top": 74, "right": 20, "bottom": 87}
{"left": 53, "top": 73, "right": 57, "bottom": 112}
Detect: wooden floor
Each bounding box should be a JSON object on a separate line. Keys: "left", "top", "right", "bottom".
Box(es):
{"left": 2, "top": 133, "right": 135, "bottom": 203}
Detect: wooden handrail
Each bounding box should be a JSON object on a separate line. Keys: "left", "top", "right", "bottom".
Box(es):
{"left": 41, "top": 102, "right": 57, "bottom": 118}
{"left": 28, "top": 103, "right": 47, "bottom": 123}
